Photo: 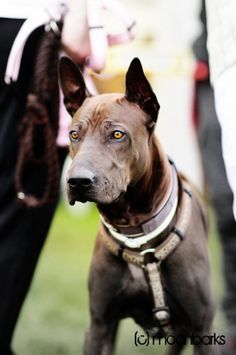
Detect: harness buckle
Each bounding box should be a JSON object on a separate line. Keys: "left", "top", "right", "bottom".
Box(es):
{"left": 140, "top": 248, "right": 155, "bottom": 256}
{"left": 141, "top": 248, "right": 158, "bottom": 265}
{"left": 152, "top": 306, "right": 171, "bottom": 326}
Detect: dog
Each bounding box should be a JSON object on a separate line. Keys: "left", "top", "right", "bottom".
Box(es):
{"left": 59, "top": 57, "right": 219, "bottom": 355}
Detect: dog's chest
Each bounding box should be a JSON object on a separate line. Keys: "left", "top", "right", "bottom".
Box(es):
{"left": 124, "top": 263, "right": 164, "bottom": 335}
{"left": 127, "top": 263, "right": 149, "bottom": 293}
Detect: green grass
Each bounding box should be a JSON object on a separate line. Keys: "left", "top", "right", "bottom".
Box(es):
{"left": 13, "top": 202, "right": 224, "bottom": 355}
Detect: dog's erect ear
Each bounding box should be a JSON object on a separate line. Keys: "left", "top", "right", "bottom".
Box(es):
{"left": 59, "top": 57, "right": 90, "bottom": 116}
{"left": 125, "top": 58, "right": 160, "bottom": 127}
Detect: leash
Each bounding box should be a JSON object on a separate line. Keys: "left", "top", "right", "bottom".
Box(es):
{"left": 15, "top": 23, "right": 62, "bottom": 207}
{"left": 101, "top": 172, "right": 192, "bottom": 335}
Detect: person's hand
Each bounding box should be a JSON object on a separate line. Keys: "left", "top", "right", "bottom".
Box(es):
{"left": 61, "top": 0, "right": 90, "bottom": 64}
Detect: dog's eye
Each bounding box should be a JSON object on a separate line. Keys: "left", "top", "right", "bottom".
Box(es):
{"left": 69, "top": 130, "right": 79, "bottom": 141}
{"left": 111, "top": 130, "right": 125, "bottom": 140}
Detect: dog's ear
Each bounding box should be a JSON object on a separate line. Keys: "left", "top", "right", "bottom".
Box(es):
{"left": 59, "top": 57, "right": 90, "bottom": 116}
{"left": 125, "top": 58, "right": 160, "bottom": 128}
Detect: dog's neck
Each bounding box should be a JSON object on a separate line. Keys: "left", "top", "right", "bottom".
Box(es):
{"left": 97, "top": 136, "right": 173, "bottom": 227}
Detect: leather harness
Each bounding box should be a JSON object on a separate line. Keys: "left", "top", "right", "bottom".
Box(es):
{"left": 100, "top": 161, "right": 192, "bottom": 335}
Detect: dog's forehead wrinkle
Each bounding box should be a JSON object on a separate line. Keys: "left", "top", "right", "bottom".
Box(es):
{"left": 79, "top": 94, "right": 148, "bottom": 130}
{"left": 90, "top": 102, "right": 108, "bottom": 130}
{"left": 77, "top": 95, "right": 132, "bottom": 133}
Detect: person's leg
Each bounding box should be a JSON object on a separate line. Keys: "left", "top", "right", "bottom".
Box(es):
{"left": 0, "top": 19, "right": 66, "bottom": 353}
{"left": 214, "top": 65, "right": 236, "bottom": 221}
{"left": 196, "top": 79, "right": 236, "bottom": 346}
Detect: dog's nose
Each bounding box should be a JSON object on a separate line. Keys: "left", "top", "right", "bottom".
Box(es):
{"left": 67, "top": 169, "right": 97, "bottom": 190}
{"left": 68, "top": 177, "right": 93, "bottom": 188}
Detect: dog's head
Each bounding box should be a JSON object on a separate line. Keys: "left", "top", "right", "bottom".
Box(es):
{"left": 59, "top": 57, "right": 160, "bottom": 205}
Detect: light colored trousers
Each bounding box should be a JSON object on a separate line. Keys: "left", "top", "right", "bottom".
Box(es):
{"left": 214, "top": 65, "right": 236, "bottom": 220}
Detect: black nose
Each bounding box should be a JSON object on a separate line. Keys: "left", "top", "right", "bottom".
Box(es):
{"left": 68, "top": 177, "right": 93, "bottom": 188}
{"left": 67, "top": 169, "right": 97, "bottom": 190}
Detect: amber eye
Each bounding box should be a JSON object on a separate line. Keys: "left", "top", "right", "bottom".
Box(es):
{"left": 112, "top": 130, "right": 125, "bottom": 140}
{"left": 70, "top": 130, "right": 79, "bottom": 141}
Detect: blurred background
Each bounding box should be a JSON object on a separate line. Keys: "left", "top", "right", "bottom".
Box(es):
{"left": 13, "top": 0, "right": 225, "bottom": 354}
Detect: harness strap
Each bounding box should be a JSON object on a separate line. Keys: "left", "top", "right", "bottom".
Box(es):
{"left": 101, "top": 180, "right": 192, "bottom": 336}
{"left": 145, "top": 262, "right": 173, "bottom": 335}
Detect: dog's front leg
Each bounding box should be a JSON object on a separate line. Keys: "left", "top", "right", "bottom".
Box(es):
{"left": 84, "top": 320, "right": 118, "bottom": 355}
{"left": 84, "top": 233, "right": 127, "bottom": 355}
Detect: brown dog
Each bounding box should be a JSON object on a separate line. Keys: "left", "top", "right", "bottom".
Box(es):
{"left": 59, "top": 57, "right": 219, "bottom": 355}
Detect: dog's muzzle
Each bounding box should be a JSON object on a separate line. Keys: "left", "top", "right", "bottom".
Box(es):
{"left": 67, "top": 167, "right": 97, "bottom": 204}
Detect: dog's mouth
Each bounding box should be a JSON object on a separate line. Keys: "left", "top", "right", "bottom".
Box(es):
{"left": 68, "top": 186, "right": 126, "bottom": 206}
{"left": 68, "top": 188, "right": 95, "bottom": 205}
